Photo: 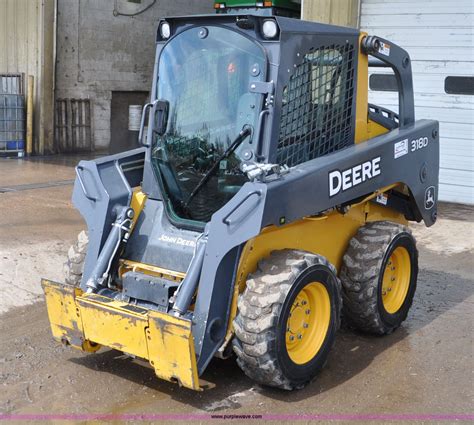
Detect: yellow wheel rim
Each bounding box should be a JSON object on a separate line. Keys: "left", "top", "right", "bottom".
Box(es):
{"left": 381, "top": 246, "right": 411, "bottom": 314}
{"left": 285, "top": 282, "right": 331, "bottom": 365}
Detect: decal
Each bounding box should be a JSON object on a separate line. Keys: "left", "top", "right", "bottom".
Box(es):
{"left": 159, "top": 234, "right": 196, "bottom": 248}
{"left": 378, "top": 41, "right": 391, "bottom": 56}
{"left": 376, "top": 193, "right": 388, "bottom": 205}
{"left": 394, "top": 139, "right": 409, "bottom": 159}
{"left": 329, "top": 157, "right": 381, "bottom": 197}
{"left": 411, "top": 136, "right": 429, "bottom": 152}
{"left": 424, "top": 186, "right": 435, "bottom": 210}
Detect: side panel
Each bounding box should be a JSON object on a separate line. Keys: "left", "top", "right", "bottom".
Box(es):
{"left": 263, "top": 119, "right": 439, "bottom": 228}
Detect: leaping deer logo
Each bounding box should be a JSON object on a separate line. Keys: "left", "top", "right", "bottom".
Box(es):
{"left": 425, "top": 186, "right": 435, "bottom": 210}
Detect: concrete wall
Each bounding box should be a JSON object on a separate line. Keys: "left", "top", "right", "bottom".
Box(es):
{"left": 302, "top": 0, "right": 360, "bottom": 28}
{"left": 0, "top": 0, "right": 55, "bottom": 154}
{"left": 56, "top": 0, "right": 214, "bottom": 151}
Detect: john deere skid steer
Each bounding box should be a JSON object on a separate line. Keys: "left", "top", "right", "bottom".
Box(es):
{"left": 42, "top": 0, "right": 439, "bottom": 390}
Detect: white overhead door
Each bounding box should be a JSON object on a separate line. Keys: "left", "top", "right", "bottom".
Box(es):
{"left": 361, "top": 0, "right": 474, "bottom": 204}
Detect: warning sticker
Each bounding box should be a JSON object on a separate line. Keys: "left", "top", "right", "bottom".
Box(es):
{"left": 376, "top": 193, "right": 388, "bottom": 206}
{"left": 394, "top": 139, "right": 409, "bottom": 159}
{"left": 378, "top": 41, "right": 391, "bottom": 56}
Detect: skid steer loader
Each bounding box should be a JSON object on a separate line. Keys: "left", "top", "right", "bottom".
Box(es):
{"left": 42, "top": 0, "right": 439, "bottom": 391}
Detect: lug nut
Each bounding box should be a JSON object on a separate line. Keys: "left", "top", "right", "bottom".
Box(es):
{"left": 289, "top": 335, "right": 295, "bottom": 341}
{"left": 301, "top": 300, "right": 307, "bottom": 306}
{"left": 297, "top": 334, "right": 303, "bottom": 340}
{"left": 305, "top": 309, "right": 311, "bottom": 315}
{"left": 303, "top": 323, "right": 309, "bottom": 329}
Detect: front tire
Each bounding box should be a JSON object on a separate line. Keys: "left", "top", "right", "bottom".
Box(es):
{"left": 340, "top": 221, "right": 418, "bottom": 335}
{"left": 232, "top": 250, "right": 342, "bottom": 390}
{"left": 64, "top": 230, "right": 88, "bottom": 286}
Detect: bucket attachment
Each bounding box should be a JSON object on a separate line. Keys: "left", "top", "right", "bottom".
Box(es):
{"left": 41, "top": 279, "right": 201, "bottom": 391}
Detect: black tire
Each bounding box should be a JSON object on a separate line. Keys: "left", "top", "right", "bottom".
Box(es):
{"left": 64, "top": 230, "right": 88, "bottom": 286}
{"left": 232, "top": 250, "right": 342, "bottom": 390}
{"left": 340, "top": 221, "right": 418, "bottom": 335}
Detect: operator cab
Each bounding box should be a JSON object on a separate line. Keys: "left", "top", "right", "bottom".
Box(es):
{"left": 151, "top": 25, "right": 266, "bottom": 223}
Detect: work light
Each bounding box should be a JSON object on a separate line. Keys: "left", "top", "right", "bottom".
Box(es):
{"left": 160, "top": 21, "right": 171, "bottom": 39}
{"left": 262, "top": 19, "right": 279, "bottom": 39}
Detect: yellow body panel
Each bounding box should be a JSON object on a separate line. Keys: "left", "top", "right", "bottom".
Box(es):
{"left": 42, "top": 279, "right": 200, "bottom": 390}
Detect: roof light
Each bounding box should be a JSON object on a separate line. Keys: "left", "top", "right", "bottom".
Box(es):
{"left": 262, "top": 19, "right": 279, "bottom": 39}
{"left": 160, "top": 21, "right": 171, "bottom": 39}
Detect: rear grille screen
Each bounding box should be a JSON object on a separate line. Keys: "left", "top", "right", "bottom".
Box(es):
{"left": 277, "top": 44, "right": 356, "bottom": 167}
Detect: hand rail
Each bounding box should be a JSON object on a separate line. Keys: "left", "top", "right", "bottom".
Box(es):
{"left": 75, "top": 166, "right": 97, "bottom": 202}
{"left": 222, "top": 190, "right": 262, "bottom": 225}
{"left": 138, "top": 102, "right": 153, "bottom": 147}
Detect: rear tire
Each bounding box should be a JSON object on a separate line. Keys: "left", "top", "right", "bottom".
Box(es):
{"left": 340, "top": 221, "right": 418, "bottom": 335}
{"left": 232, "top": 250, "right": 342, "bottom": 390}
{"left": 64, "top": 230, "right": 88, "bottom": 287}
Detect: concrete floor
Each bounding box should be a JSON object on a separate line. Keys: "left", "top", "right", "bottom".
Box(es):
{"left": 0, "top": 156, "right": 473, "bottom": 423}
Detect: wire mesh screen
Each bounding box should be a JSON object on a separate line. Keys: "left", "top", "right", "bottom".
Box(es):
{"left": 277, "top": 44, "right": 356, "bottom": 167}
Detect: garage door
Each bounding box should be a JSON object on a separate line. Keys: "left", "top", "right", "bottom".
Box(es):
{"left": 361, "top": 0, "right": 474, "bottom": 204}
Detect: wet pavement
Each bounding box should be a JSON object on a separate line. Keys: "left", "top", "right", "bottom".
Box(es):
{"left": 0, "top": 155, "right": 473, "bottom": 423}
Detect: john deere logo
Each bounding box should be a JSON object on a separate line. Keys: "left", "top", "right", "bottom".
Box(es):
{"left": 424, "top": 186, "right": 435, "bottom": 210}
